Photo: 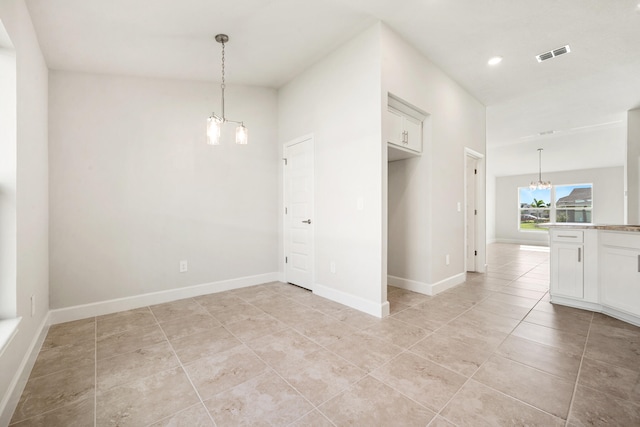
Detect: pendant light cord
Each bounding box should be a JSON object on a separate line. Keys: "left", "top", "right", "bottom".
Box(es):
{"left": 221, "top": 40, "right": 225, "bottom": 120}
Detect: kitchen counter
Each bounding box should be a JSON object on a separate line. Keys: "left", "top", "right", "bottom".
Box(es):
{"left": 544, "top": 223, "right": 640, "bottom": 232}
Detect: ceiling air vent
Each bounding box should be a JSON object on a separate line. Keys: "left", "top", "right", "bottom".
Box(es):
{"left": 536, "top": 45, "right": 571, "bottom": 62}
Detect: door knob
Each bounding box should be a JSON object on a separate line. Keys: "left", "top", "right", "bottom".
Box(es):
{"left": 302, "top": 219, "right": 311, "bottom": 224}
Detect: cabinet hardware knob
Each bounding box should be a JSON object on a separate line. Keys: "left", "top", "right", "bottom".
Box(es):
{"left": 302, "top": 219, "right": 311, "bottom": 224}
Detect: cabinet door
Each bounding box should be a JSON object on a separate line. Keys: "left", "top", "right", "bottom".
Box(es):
{"left": 551, "top": 243, "right": 584, "bottom": 298}
{"left": 601, "top": 246, "right": 640, "bottom": 316}
{"left": 386, "top": 108, "right": 404, "bottom": 147}
{"left": 403, "top": 115, "right": 422, "bottom": 153}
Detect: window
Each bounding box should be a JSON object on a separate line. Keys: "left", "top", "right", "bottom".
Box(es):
{"left": 519, "top": 188, "right": 551, "bottom": 231}
{"left": 555, "top": 184, "right": 592, "bottom": 223}
{"left": 518, "top": 184, "right": 593, "bottom": 231}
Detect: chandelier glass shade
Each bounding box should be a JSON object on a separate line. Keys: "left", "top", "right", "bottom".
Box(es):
{"left": 206, "top": 34, "right": 247, "bottom": 145}
{"left": 529, "top": 148, "right": 552, "bottom": 190}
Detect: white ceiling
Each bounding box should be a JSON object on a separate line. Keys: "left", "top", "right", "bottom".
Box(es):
{"left": 24, "top": 0, "right": 640, "bottom": 151}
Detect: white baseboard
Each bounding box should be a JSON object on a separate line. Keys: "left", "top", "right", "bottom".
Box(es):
{"left": 0, "top": 313, "right": 50, "bottom": 427}
{"left": 313, "top": 283, "right": 389, "bottom": 318}
{"left": 388, "top": 272, "right": 466, "bottom": 296}
{"left": 49, "top": 272, "right": 279, "bottom": 325}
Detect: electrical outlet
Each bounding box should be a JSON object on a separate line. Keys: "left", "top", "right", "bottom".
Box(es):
{"left": 330, "top": 261, "right": 336, "bottom": 274}
{"left": 445, "top": 254, "right": 450, "bottom": 265}
{"left": 179, "top": 260, "right": 188, "bottom": 273}
{"left": 30, "top": 295, "right": 35, "bottom": 317}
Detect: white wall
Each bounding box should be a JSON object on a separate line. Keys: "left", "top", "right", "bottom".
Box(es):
{"left": 49, "top": 71, "right": 279, "bottom": 308}
{"left": 0, "top": 0, "right": 49, "bottom": 422}
{"left": 278, "top": 24, "right": 384, "bottom": 314}
{"left": 382, "top": 25, "right": 486, "bottom": 288}
{"left": 494, "top": 166, "right": 625, "bottom": 245}
{"left": 628, "top": 108, "right": 640, "bottom": 224}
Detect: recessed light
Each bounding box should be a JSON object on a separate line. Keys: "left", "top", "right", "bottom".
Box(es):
{"left": 488, "top": 56, "right": 503, "bottom": 66}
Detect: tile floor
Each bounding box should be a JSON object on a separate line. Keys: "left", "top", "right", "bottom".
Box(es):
{"left": 9, "top": 243, "right": 640, "bottom": 426}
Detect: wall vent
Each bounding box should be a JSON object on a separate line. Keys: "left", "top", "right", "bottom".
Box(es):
{"left": 536, "top": 45, "right": 571, "bottom": 62}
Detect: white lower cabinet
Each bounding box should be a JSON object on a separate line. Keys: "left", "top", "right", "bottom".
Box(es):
{"left": 600, "top": 234, "right": 640, "bottom": 317}
{"left": 550, "top": 229, "right": 585, "bottom": 299}
{"left": 551, "top": 243, "right": 584, "bottom": 298}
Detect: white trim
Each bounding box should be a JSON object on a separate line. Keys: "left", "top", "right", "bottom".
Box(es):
{"left": 313, "top": 283, "right": 389, "bottom": 318}
{"left": 49, "top": 272, "right": 278, "bottom": 325}
{"left": 0, "top": 313, "right": 50, "bottom": 427}
{"left": 0, "top": 317, "right": 21, "bottom": 358}
{"left": 388, "top": 273, "right": 466, "bottom": 296}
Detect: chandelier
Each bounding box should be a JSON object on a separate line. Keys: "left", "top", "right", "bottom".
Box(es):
{"left": 206, "top": 34, "right": 248, "bottom": 145}
{"left": 529, "top": 148, "right": 552, "bottom": 190}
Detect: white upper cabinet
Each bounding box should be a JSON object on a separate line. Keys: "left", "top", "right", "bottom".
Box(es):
{"left": 386, "top": 93, "right": 429, "bottom": 162}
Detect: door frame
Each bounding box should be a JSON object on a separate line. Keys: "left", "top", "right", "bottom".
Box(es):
{"left": 283, "top": 134, "right": 315, "bottom": 289}
{"left": 464, "top": 147, "right": 485, "bottom": 273}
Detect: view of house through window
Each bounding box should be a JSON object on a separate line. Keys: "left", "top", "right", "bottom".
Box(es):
{"left": 518, "top": 184, "right": 593, "bottom": 231}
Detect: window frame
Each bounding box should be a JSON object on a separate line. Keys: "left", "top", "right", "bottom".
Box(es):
{"left": 518, "top": 183, "right": 593, "bottom": 232}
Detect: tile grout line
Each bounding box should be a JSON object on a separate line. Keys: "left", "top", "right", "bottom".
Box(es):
{"left": 564, "top": 311, "right": 594, "bottom": 427}
{"left": 147, "top": 306, "right": 219, "bottom": 427}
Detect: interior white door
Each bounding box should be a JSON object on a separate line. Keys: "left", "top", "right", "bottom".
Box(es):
{"left": 284, "top": 137, "right": 314, "bottom": 290}
{"left": 466, "top": 155, "right": 477, "bottom": 271}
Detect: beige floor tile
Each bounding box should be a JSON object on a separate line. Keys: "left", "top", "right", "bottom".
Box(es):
{"left": 265, "top": 303, "right": 324, "bottom": 326}
{"left": 482, "top": 290, "right": 539, "bottom": 307}
{"left": 326, "top": 330, "right": 403, "bottom": 372}
{"left": 292, "top": 293, "right": 350, "bottom": 316}
{"left": 9, "top": 397, "right": 94, "bottom": 427}
{"left": 209, "top": 302, "right": 265, "bottom": 325}
{"left": 388, "top": 300, "right": 411, "bottom": 314}
{"left": 387, "top": 289, "right": 432, "bottom": 306}
{"left": 509, "top": 280, "right": 549, "bottom": 292}
{"left": 567, "top": 385, "right": 640, "bottom": 426}
{"left": 584, "top": 324, "right": 640, "bottom": 371}
{"left": 11, "top": 365, "right": 95, "bottom": 424}
{"left": 193, "top": 293, "right": 246, "bottom": 313}
{"left": 440, "top": 380, "right": 564, "bottom": 427}
{"left": 433, "top": 323, "right": 508, "bottom": 352}
{"left": 230, "top": 284, "right": 280, "bottom": 302}
{"left": 319, "top": 376, "right": 435, "bottom": 426}
{"left": 29, "top": 338, "right": 95, "bottom": 378}
{"left": 159, "top": 312, "right": 221, "bottom": 341}
{"left": 523, "top": 308, "right": 592, "bottom": 336}
{"left": 248, "top": 328, "right": 323, "bottom": 372}
{"left": 270, "top": 282, "right": 312, "bottom": 298}
{"left": 410, "top": 332, "right": 492, "bottom": 377}
{"left": 293, "top": 314, "right": 359, "bottom": 347}
{"left": 96, "top": 307, "right": 157, "bottom": 338}
{"left": 497, "top": 286, "right": 547, "bottom": 300}
{"left": 97, "top": 323, "right": 166, "bottom": 360}
{"left": 150, "top": 298, "right": 208, "bottom": 323}
{"left": 205, "top": 370, "right": 312, "bottom": 426}
{"left": 223, "top": 312, "right": 288, "bottom": 342}
{"left": 473, "top": 298, "right": 532, "bottom": 320}
{"left": 97, "top": 341, "right": 179, "bottom": 391}
{"left": 532, "top": 300, "right": 593, "bottom": 320}
{"left": 473, "top": 355, "right": 574, "bottom": 419}
{"left": 184, "top": 345, "right": 268, "bottom": 400}
{"left": 497, "top": 335, "right": 582, "bottom": 381}
{"left": 96, "top": 366, "right": 199, "bottom": 427}
{"left": 512, "top": 321, "right": 587, "bottom": 354}
{"left": 169, "top": 326, "right": 242, "bottom": 364}
{"left": 391, "top": 307, "right": 449, "bottom": 331}
{"left": 578, "top": 357, "right": 640, "bottom": 402}
{"left": 450, "top": 308, "right": 521, "bottom": 334}
{"left": 148, "top": 403, "right": 214, "bottom": 426}
{"left": 371, "top": 352, "right": 466, "bottom": 412}
{"left": 276, "top": 348, "right": 365, "bottom": 405}
{"left": 591, "top": 312, "right": 640, "bottom": 332}
{"left": 428, "top": 416, "right": 457, "bottom": 427}
{"left": 41, "top": 318, "right": 95, "bottom": 350}
{"left": 362, "top": 317, "right": 429, "bottom": 348}
{"left": 289, "top": 410, "right": 335, "bottom": 427}
{"left": 329, "top": 306, "right": 381, "bottom": 330}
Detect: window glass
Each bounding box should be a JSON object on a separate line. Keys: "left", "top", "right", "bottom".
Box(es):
{"left": 519, "top": 188, "right": 551, "bottom": 231}
{"left": 555, "top": 184, "right": 592, "bottom": 223}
